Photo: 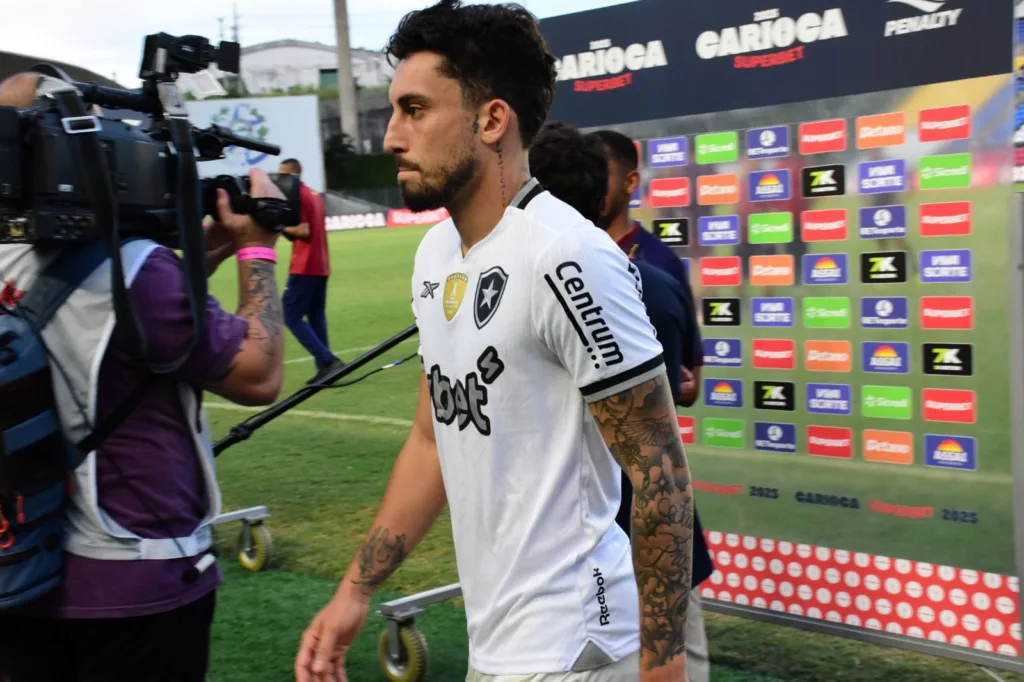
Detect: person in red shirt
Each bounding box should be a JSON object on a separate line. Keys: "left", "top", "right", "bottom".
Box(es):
{"left": 279, "top": 158, "right": 344, "bottom": 383}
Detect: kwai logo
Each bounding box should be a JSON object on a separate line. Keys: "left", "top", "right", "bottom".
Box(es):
{"left": 695, "top": 8, "right": 849, "bottom": 69}
{"left": 884, "top": 0, "right": 963, "bottom": 38}
{"left": 556, "top": 38, "right": 668, "bottom": 92}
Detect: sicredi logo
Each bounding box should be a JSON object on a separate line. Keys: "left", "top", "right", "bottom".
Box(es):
{"left": 856, "top": 112, "right": 906, "bottom": 148}
{"left": 806, "top": 383, "right": 852, "bottom": 415}
{"left": 694, "top": 8, "right": 849, "bottom": 69}
{"left": 704, "top": 338, "right": 743, "bottom": 367}
{"left": 862, "top": 385, "right": 913, "bottom": 420}
{"left": 749, "top": 212, "right": 793, "bottom": 244}
{"left": 859, "top": 205, "right": 908, "bottom": 239}
{"left": 752, "top": 339, "right": 796, "bottom": 370}
{"left": 555, "top": 38, "right": 668, "bottom": 92}
{"left": 649, "top": 178, "right": 691, "bottom": 207}
{"left": 920, "top": 296, "right": 974, "bottom": 330}
{"left": 923, "top": 388, "right": 976, "bottom": 424}
{"left": 755, "top": 422, "right": 797, "bottom": 454}
{"left": 752, "top": 297, "right": 794, "bottom": 327}
{"left": 695, "top": 132, "right": 739, "bottom": 164}
{"left": 922, "top": 343, "right": 973, "bottom": 377}
{"left": 704, "top": 418, "right": 745, "bottom": 449}
{"left": 747, "top": 126, "right": 790, "bottom": 158}
{"left": 884, "top": 1, "right": 964, "bottom": 39}
{"left": 749, "top": 170, "right": 792, "bottom": 202}
{"left": 860, "top": 297, "right": 909, "bottom": 329}
{"left": 919, "top": 201, "right": 971, "bottom": 236}
{"left": 705, "top": 378, "right": 744, "bottom": 408}
{"left": 698, "top": 174, "right": 740, "bottom": 205}
{"left": 863, "top": 430, "right": 914, "bottom": 465}
{"left": 924, "top": 434, "right": 976, "bottom": 471}
{"left": 803, "top": 253, "right": 848, "bottom": 285}
{"left": 801, "top": 209, "right": 848, "bottom": 242}
{"left": 918, "top": 153, "right": 972, "bottom": 190}
{"left": 862, "top": 341, "right": 910, "bottom": 375}
{"left": 802, "top": 164, "right": 846, "bottom": 197}
{"left": 799, "top": 119, "right": 848, "bottom": 154}
{"left": 804, "top": 297, "right": 850, "bottom": 329}
{"left": 653, "top": 218, "right": 689, "bottom": 246}
{"left": 918, "top": 105, "right": 971, "bottom": 142}
{"left": 750, "top": 255, "right": 794, "bottom": 286}
{"left": 805, "top": 340, "right": 852, "bottom": 372}
{"left": 920, "top": 249, "right": 972, "bottom": 283}
{"left": 859, "top": 159, "right": 907, "bottom": 194}
{"left": 807, "top": 425, "right": 853, "bottom": 459}
{"left": 677, "top": 415, "right": 697, "bottom": 444}
{"left": 648, "top": 137, "right": 688, "bottom": 168}
{"left": 701, "top": 256, "right": 743, "bottom": 287}
{"left": 699, "top": 215, "right": 741, "bottom": 245}
{"left": 703, "top": 298, "right": 742, "bottom": 326}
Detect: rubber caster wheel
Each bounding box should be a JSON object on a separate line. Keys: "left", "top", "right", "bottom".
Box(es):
{"left": 238, "top": 522, "right": 272, "bottom": 572}
{"left": 378, "top": 625, "right": 429, "bottom": 682}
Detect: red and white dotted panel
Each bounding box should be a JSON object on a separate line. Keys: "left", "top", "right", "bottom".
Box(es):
{"left": 701, "top": 531, "right": 1022, "bottom": 657}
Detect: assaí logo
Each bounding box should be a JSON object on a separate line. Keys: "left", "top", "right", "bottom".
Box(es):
{"left": 556, "top": 38, "right": 668, "bottom": 92}
{"left": 695, "top": 8, "right": 848, "bottom": 69}
{"left": 884, "top": 0, "right": 963, "bottom": 37}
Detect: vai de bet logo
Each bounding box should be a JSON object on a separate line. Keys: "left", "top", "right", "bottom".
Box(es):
{"left": 210, "top": 103, "right": 271, "bottom": 166}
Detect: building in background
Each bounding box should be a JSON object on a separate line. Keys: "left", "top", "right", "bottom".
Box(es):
{"left": 239, "top": 40, "right": 393, "bottom": 94}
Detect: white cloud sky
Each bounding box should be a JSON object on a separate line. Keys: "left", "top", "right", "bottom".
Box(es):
{"left": 5, "top": 0, "right": 634, "bottom": 87}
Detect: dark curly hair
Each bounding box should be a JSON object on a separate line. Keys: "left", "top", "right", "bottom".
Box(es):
{"left": 384, "top": 0, "right": 558, "bottom": 147}
{"left": 529, "top": 121, "right": 609, "bottom": 225}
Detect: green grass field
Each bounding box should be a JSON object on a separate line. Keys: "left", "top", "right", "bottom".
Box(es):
{"left": 204, "top": 224, "right": 1024, "bottom": 682}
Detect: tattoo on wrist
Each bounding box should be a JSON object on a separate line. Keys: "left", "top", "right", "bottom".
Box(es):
{"left": 237, "top": 259, "right": 283, "bottom": 354}
{"left": 351, "top": 527, "right": 409, "bottom": 595}
{"left": 590, "top": 375, "right": 694, "bottom": 669}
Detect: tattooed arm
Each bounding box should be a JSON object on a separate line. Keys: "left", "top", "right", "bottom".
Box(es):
{"left": 590, "top": 372, "right": 694, "bottom": 680}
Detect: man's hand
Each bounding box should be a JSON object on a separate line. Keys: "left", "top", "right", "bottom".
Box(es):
{"left": 677, "top": 365, "right": 698, "bottom": 408}
{"left": 296, "top": 588, "right": 372, "bottom": 682}
{"left": 203, "top": 218, "right": 235, "bottom": 276}
{"left": 214, "top": 168, "right": 286, "bottom": 250}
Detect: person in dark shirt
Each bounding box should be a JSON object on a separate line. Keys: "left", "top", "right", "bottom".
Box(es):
{"left": 592, "top": 129, "right": 702, "bottom": 407}
{"left": 530, "top": 120, "right": 714, "bottom": 682}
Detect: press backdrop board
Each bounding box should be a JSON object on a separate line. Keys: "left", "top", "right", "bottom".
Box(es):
{"left": 185, "top": 94, "right": 326, "bottom": 193}
{"left": 541, "top": 0, "right": 1024, "bottom": 672}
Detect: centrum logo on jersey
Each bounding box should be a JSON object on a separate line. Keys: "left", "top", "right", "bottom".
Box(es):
{"left": 443, "top": 272, "right": 469, "bottom": 321}
{"left": 695, "top": 8, "right": 849, "bottom": 69}
{"left": 919, "top": 153, "right": 972, "bottom": 190}
{"left": 699, "top": 215, "right": 740, "bottom": 245}
{"left": 747, "top": 126, "right": 790, "bottom": 158}
{"left": 920, "top": 296, "right": 973, "bottom": 330}
{"left": 861, "top": 297, "right": 909, "bottom": 329}
{"left": 749, "top": 170, "right": 792, "bottom": 202}
{"left": 703, "top": 297, "right": 742, "bottom": 326}
{"left": 922, "top": 388, "right": 976, "bottom": 424}
{"left": 749, "top": 212, "right": 794, "bottom": 244}
{"left": 705, "top": 378, "right": 744, "bottom": 408}
{"left": 918, "top": 105, "right": 971, "bottom": 142}
{"left": 921, "top": 249, "right": 972, "bottom": 283}
{"left": 648, "top": 136, "right": 688, "bottom": 168}
{"left": 859, "top": 159, "right": 907, "bottom": 194}
{"left": 804, "top": 297, "right": 850, "bottom": 329}
{"left": 862, "top": 341, "right": 910, "bottom": 374}
{"left": 859, "top": 205, "right": 908, "bottom": 239}
{"left": 860, "top": 251, "right": 908, "bottom": 283}
{"left": 807, "top": 425, "right": 854, "bottom": 459}
{"left": 919, "top": 201, "right": 971, "bottom": 236}
{"left": 801, "top": 209, "right": 848, "bottom": 242}
{"left": 803, "top": 253, "right": 848, "bottom": 285}
{"left": 924, "top": 434, "right": 976, "bottom": 471}
{"left": 701, "top": 256, "right": 743, "bottom": 287}
{"left": 750, "top": 255, "right": 795, "bottom": 286}
{"left": 703, "top": 338, "right": 743, "bottom": 367}
{"left": 863, "top": 430, "right": 914, "bottom": 465}
{"left": 863, "top": 385, "right": 913, "bottom": 420}
{"left": 801, "top": 164, "right": 846, "bottom": 197}
{"left": 884, "top": 0, "right": 964, "bottom": 38}
{"left": 799, "top": 119, "right": 848, "bottom": 154}
{"left": 752, "top": 297, "right": 794, "bottom": 327}
{"left": 805, "top": 340, "right": 852, "bottom": 372}
{"left": 856, "top": 112, "right": 906, "bottom": 148}
{"left": 755, "top": 422, "right": 797, "bottom": 454}
{"left": 697, "top": 174, "right": 740, "bottom": 205}
{"left": 754, "top": 381, "right": 795, "bottom": 411}
{"left": 806, "top": 383, "right": 852, "bottom": 415}
{"left": 649, "top": 178, "right": 691, "bottom": 207}
{"left": 695, "top": 132, "right": 739, "bottom": 164}
{"left": 555, "top": 38, "right": 668, "bottom": 92}
{"left": 677, "top": 416, "right": 696, "bottom": 444}
{"left": 752, "top": 339, "right": 796, "bottom": 370}
{"left": 704, "top": 418, "right": 745, "bottom": 449}
{"left": 653, "top": 218, "right": 689, "bottom": 246}
{"left": 550, "top": 261, "right": 625, "bottom": 368}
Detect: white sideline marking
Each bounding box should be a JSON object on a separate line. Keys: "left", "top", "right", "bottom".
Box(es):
{"left": 284, "top": 337, "right": 417, "bottom": 365}
{"left": 205, "top": 402, "right": 413, "bottom": 428}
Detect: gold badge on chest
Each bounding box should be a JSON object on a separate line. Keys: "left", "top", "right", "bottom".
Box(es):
{"left": 443, "top": 273, "right": 469, "bottom": 321}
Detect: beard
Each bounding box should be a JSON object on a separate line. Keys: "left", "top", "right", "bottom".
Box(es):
{"left": 399, "top": 145, "right": 478, "bottom": 213}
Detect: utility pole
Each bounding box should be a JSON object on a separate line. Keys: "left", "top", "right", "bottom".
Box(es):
{"left": 332, "top": 0, "right": 362, "bottom": 152}
{"left": 230, "top": 2, "right": 246, "bottom": 95}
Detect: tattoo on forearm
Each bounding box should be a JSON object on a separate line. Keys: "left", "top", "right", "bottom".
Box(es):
{"left": 590, "top": 375, "right": 694, "bottom": 670}
{"left": 351, "top": 527, "right": 409, "bottom": 595}
{"left": 237, "top": 259, "right": 283, "bottom": 354}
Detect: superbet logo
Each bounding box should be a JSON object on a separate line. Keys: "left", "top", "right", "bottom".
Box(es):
{"left": 752, "top": 339, "right": 796, "bottom": 370}
{"left": 807, "top": 425, "right": 853, "bottom": 459}
{"left": 701, "top": 257, "right": 743, "bottom": 287}
{"left": 799, "top": 119, "right": 847, "bottom": 154}
{"left": 919, "top": 201, "right": 971, "bottom": 237}
{"left": 677, "top": 416, "right": 696, "bottom": 444}
{"left": 649, "top": 178, "right": 691, "bottom": 207}
{"left": 923, "top": 388, "right": 977, "bottom": 424}
{"left": 920, "top": 296, "right": 973, "bottom": 330}
{"left": 918, "top": 105, "right": 971, "bottom": 143}
{"left": 801, "top": 209, "right": 848, "bottom": 241}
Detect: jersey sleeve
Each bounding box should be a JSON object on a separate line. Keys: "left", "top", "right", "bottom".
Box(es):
{"left": 533, "top": 227, "right": 666, "bottom": 403}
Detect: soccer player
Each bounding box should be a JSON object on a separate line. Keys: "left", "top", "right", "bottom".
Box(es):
{"left": 593, "top": 129, "right": 702, "bottom": 407}
{"left": 295, "top": 2, "right": 695, "bottom": 682}
{"left": 530, "top": 120, "right": 714, "bottom": 682}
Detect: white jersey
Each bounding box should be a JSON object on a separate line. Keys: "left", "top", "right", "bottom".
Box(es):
{"left": 410, "top": 178, "right": 666, "bottom": 674}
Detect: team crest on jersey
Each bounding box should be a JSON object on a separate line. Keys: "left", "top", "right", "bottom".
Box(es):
{"left": 443, "top": 273, "right": 469, "bottom": 321}
{"left": 474, "top": 266, "right": 509, "bottom": 329}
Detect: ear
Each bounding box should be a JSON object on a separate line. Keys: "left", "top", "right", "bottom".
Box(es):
{"left": 476, "top": 99, "right": 515, "bottom": 147}
{"left": 624, "top": 169, "right": 641, "bottom": 196}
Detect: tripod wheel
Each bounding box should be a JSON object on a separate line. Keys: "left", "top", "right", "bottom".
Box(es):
{"left": 238, "top": 521, "right": 272, "bottom": 572}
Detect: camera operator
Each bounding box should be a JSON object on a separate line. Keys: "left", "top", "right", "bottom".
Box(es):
{"left": 0, "top": 72, "right": 286, "bottom": 682}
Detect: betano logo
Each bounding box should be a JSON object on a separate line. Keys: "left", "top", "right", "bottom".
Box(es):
{"left": 695, "top": 8, "right": 849, "bottom": 69}
{"left": 806, "top": 340, "right": 852, "bottom": 372}
{"left": 750, "top": 255, "right": 794, "bottom": 286}
{"left": 556, "top": 38, "right": 668, "bottom": 92}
